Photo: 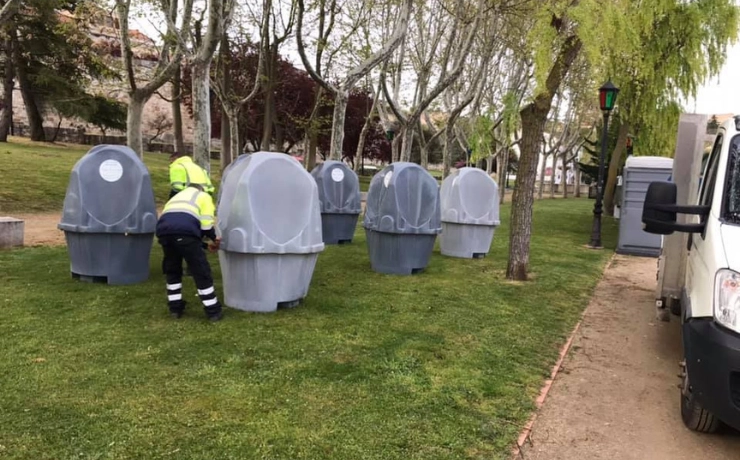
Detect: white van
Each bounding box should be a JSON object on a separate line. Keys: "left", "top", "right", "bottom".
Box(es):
{"left": 642, "top": 116, "right": 740, "bottom": 432}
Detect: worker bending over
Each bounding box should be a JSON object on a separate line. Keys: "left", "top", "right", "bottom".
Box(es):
{"left": 169, "top": 152, "right": 215, "bottom": 198}
{"left": 156, "top": 184, "right": 223, "bottom": 322}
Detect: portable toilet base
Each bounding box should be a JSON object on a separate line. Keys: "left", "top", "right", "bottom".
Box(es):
{"left": 321, "top": 213, "right": 359, "bottom": 244}
{"left": 219, "top": 252, "right": 319, "bottom": 312}
{"left": 63, "top": 233, "right": 153, "bottom": 285}
{"left": 440, "top": 222, "right": 495, "bottom": 259}
{"left": 365, "top": 229, "right": 436, "bottom": 275}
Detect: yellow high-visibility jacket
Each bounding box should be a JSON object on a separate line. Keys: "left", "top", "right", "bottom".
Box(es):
{"left": 160, "top": 187, "right": 216, "bottom": 234}
{"left": 169, "top": 156, "right": 215, "bottom": 195}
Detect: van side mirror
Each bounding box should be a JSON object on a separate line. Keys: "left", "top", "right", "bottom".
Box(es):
{"left": 641, "top": 181, "right": 710, "bottom": 235}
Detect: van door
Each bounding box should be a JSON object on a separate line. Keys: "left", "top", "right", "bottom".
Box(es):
{"left": 686, "top": 133, "right": 724, "bottom": 318}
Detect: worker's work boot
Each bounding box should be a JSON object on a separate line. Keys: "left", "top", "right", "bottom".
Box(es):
{"left": 169, "top": 300, "right": 187, "bottom": 319}
{"left": 205, "top": 303, "right": 223, "bottom": 322}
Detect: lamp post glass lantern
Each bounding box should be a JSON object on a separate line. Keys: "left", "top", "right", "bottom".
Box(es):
{"left": 589, "top": 81, "right": 619, "bottom": 249}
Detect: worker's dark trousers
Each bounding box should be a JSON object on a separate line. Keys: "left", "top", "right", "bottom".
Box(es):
{"left": 158, "top": 235, "right": 222, "bottom": 318}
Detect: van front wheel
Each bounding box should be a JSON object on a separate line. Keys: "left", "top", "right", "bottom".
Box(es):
{"left": 680, "top": 359, "right": 720, "bottom": 433}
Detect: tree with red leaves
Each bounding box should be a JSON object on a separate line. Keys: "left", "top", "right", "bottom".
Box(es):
{"left": 182, "top": 41, "right": 391, "bottom": 163}
{"left": 317, "top": 89, "right": 390, "bottom": 164}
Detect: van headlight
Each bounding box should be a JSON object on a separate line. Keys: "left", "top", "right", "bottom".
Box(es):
{"left": 714, "top": 270, "right": 740, "bottom": 332}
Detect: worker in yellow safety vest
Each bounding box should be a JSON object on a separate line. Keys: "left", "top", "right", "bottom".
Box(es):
{"left": 169, "top": 152, "right": 215, "bottom": 198}
{"left": 156, "top": 184, "right": 222, "bottom": 321}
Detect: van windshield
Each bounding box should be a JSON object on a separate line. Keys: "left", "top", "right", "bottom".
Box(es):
{"left": 727, "top": 136, "right": 740, "bottom": 224}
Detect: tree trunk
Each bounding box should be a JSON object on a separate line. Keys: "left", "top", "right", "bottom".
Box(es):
{"left": 307, "top": 131, "right": 318, "bottom": 170}
{"left": 507, "top": 106, "right": 547, "bottom": 280}
{"left": 506, "top": 29, "right": 582, "bottom": 281}
{"left": 273, "top": 105, "right": 284, "bottom": 152}
{"left": 550, "top": 159, "right": 556, "bottom": 199}
{"left": 126, "top": 92, "right": 148, "bottom": 157}
{"left": 499, "top": 147, "right": 509, "bottom": 205}
{"left": 172, "top": 64, "right": 185, "bottom": 153}
{"left": 486, "top": 155, "right": 493, "bottom": 174}
{"left": 562, "top": 151, "right": 569, "bottom": 199}
{"left": 420, "top": 137, "right": 429, "bottom": 169}
{"left": 15, "top": 59, "right": 45, "bottom": 141}
{"left": 220, "top": 105, "right": 231, "bottom": 173}
{"left": 574, "top": 165, "right": 582, "bottom": 197}
{"left": 219, "top": 31, "right": 231, "bottom": 172}
{"left": 354, "top": 104, "right": 374, "bottom": 173}
{"left": 604, "top": 121, "right": 630, "bottom": 215}
{"left": 328, "top": 89, "right": 348, "bottom": 161}
{"left": 399, "top": 126, "right": 414, "bottom": 162}
{"left": 191, "top": 62, "right": 212, "bottom": 171}
{"left": 419, "top": 119, "right": 429, "bottom": 169}
{"left": 0, "top": 37, "right": 13, "bottom": 142}
{"left": 538, "top": 153, "right": 547, "bottom": 199}
{"left": 51, "top": 115, "right": 62, "bottom": 142}
{"left": 391, "top": 136, "right": 401, "bottom": 163}
{"left": 443, "top": 123, "right": 455, "bottom": 178}
{"left": 260, "top": 47, "right": 276, "bottom": 151}
{"left": 260, "top": 87, "right": 274, "bottom": 150}
{"left": 225, "top": 104, "right": 240, "bottom": 163}
{"left": 304, "top": 85, "right": 324, "bottom": 170}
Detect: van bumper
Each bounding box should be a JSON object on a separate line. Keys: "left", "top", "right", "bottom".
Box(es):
{"left": 684, "top": 318, "right": 740, "bottom": 430}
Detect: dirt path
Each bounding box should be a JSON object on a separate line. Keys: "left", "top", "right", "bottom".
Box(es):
{"left": 517, "top": 255, "right": 740, "bottom": 459}
{"left": 15, "top": 213, "right": 65, "bottom": 246}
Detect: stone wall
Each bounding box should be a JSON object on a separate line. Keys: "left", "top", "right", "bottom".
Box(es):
{"left": 9, "top": 55, "right": 199, "bottom": 148}
{"left": 11, "top": 83, "right": 195, "bottom": 144}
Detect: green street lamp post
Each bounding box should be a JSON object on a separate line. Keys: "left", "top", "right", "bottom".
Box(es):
{"left": 386, "top": 128, "right": 396, "bottom": 163}
{"left": 588, "top": 81, "right": 619, "bottom": 249}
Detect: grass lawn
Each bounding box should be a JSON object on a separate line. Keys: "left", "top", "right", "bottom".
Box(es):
{"left": 359, "top": 174, "right": 372, "bottom": 192}
{"left": 0, "top": 138, "right": 617, "bottom": 459}
{"left": 0, "top": 137, "right": 221, "bottom": 213}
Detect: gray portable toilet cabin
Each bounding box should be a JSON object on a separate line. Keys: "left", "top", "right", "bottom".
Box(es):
{"left": 58, "top": 145, "right": 157, "bottom": 284}
{"left": 311, "top": 160, "right": 361, "bottom": 244}
{"left": 363, "top": 162, "right": 441, "bottom": 274}
{"left": 440, "top": 167, "right": 500, "bottom": 258}
{"left": 217, "top": 151, "right": 325, "bottom": 312}
{"left": 617, "top": 156, "right": 674, "bottom": 256}
{"left": 217, "top": 153, "right": 251, "bottom": 207}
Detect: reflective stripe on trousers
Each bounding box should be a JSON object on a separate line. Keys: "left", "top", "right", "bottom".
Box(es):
{"left": 197, "top": 286, "right": 219, "bottom": 308}
{"left": 166, "top": 283, "right": 183, "bottom": 306}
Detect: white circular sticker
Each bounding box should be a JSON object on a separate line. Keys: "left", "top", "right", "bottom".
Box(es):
{"left": 383, "top": 171, "right": 393, "bottom": 188}
{"left": 331, "top": 168, "right": 345, "bottom": 182}
{"left": 99, "top": 159, "right": 123, "bottom": 182}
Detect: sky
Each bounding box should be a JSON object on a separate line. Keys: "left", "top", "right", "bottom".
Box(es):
{"left": 688, "top": 40, "right": 740, "bottom": 115}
